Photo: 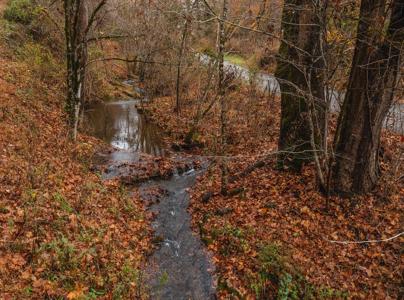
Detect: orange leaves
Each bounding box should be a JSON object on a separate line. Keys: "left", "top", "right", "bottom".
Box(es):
{"left": 300, "top": 206, "right": 311, "bottom": 215}
{"left": 67, "top": 285, "right": 87, "bottom": 299}
{"left": 189, "top": 158, "right": 403, "bottom": 298}
{"left": 10, "top": 254, "right": 26, "bottom": 268}
{"left": 32, "top": 278, "right": 50, "bottom": 289}
{"left": 300, "top": 220, "right": 311, "bottom": 230}
{"left": 0, "top": 52, "right": 152, "bottom": 298}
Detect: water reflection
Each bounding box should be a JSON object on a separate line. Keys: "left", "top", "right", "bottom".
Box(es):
{"left": 84, "top": 100, "right": 164, "bottom": 156}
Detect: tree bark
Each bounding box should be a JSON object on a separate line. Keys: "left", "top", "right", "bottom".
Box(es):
{"left": 331, "top": 0, "right": 403, "bottom": 195}
{"left": 64, "top": 0, "right": 92, "bottom": 140}
{"left": 64, "top": 0, "right": 78, "bottom": 130}
{"left": 175, "top": 0, "right": 192, "bottom": 114}
{"left": 218, "top": 0, "right": 228, "bottom": 195}
{"left": 275, "top": 0, "right": 326, "bottom": 171}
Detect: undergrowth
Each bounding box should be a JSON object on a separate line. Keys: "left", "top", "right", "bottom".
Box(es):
{"left": 213, "top": 233, "right": 348, "bottom": 299}
{"left": 4, "top": 0, "right": 38, "bottom": 25}
{"left": 250, "top": 243, "right": 348, "bottom": 300}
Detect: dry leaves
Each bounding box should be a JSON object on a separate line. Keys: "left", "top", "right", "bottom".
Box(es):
{"left": 147, "top": 82, "right": 403, "bottom": 299}
{"left": 0, "top": 31, "right": 152, "bottom": 299}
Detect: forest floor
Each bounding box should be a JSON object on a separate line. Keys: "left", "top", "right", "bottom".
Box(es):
{"left": 1, "top": 0, "right": 402, "bottom": 298}
{"left": 0, "top": 11, "right": 153, "bottom": 299}
{"left": 145, "top": 87, "right": 404, "bottom": 299}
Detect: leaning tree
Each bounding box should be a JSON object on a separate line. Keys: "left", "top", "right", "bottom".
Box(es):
{"left": 331, "top": 0, "right": 403, "bottom": 195}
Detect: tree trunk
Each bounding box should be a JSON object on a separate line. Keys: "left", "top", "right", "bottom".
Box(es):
{"left": 218, "top": 0, "right": 228, "bottom": 195}
{"left": 331, "top": 0, "right": 403, "bottom": 195}
{"left": 275, "top": 0, "right": 326, "bottom": 171}
{"left": 175, "top": 0, "right": 192, "bottom": 114}
{"left": 64, "top": 0, "right": 88, "bottom": 140}
{"left": 64, "top": 0, "right": 78, "bottom": 129}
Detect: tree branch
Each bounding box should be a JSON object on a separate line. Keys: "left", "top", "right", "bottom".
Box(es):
{"left": 84, "top": 0, "right": 107, "bottom": 38}
{"left": 326, "top": 232, "right": 404, "bottom": 244}
{"left": 86, "top": 34, "right": 132, "bottom": 43}
{"left": 86, "top": 57, "right": 178, "bottom": 67}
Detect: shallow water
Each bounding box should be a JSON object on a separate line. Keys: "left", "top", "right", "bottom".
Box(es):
{"left": 141, "top": 167, "right": 216, "bottom": 300}
{"left": 84, "top": 100, "right": 165, "bottom": 157}
{"left": 85, "top": 93, "right": 216, "bottom": 299}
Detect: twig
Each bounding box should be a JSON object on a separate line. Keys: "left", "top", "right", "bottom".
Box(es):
{"left": 86, "top": 57, "right": 178, "bottom": 67}
{"left": 86, "top": 34, "right": 132, "bottom": 43}
{"left": 326, "top": 232, "right": 404, "bottom": 244}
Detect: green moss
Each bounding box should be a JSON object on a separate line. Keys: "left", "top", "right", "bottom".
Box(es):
{"left": 201, "top": 47, "right": 217, "bottom": 58}
{"left": 4, "top": 0, "right": 38, "bottom": 25}
{"left": 224, "top": 54, "right": 247, "bottom": 67}
{"left": 250, "top": 243, "right": 348, "bottom": 299}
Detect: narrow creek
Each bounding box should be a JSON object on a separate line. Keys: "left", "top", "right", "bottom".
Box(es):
{"left": 84, "top": 69, "right": 402, "bottom": 299}
{"left": 84, "top": 84, "right": 216, "bottom": 299}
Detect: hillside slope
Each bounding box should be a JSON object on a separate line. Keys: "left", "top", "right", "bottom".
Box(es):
{"left": 0, "top": 5, "right": 151, "bottom": 299}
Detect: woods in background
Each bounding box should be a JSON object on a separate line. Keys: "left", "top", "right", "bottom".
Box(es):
{"left": 56, "top": 0, "right": 404, "bottom": 195}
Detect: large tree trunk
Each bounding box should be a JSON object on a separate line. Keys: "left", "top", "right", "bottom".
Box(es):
{"left": 331, "top": 0, "right": 403, "bottom": 195}
{"left": 275, "top": 0, "right": 326, "bottom": 171}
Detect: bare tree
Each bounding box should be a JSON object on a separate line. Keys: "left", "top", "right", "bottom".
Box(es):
{"left": 64, "top": 0, "right": 108, "bottom": 140}
{"left": 64, "top": 0, "right": 89, "bottom": 139}
{"left": 175, "top": 0, "right": 193, "bottom": 114}
{"left": 255, "top": 0, "right": 268, "bottom": 29}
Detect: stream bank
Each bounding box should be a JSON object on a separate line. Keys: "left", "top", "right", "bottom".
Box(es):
{"left": 85, "top": 82, "right": 216, "bottom": 299}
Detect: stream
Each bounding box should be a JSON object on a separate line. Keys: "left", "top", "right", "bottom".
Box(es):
{"left": 85, "top": 87, "right": 216, "bottom": 299}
